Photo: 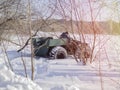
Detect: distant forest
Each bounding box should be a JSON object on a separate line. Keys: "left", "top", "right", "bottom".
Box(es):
{"left": 2, "top": 19, "right": 120, "bottom": 35}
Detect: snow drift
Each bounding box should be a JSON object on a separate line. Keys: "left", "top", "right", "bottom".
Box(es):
{"left": 0, "top": 58, "right": 42, "bottom": 90}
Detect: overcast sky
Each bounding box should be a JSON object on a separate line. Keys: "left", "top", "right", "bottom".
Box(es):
{"left": 31, "top": 0, "right": 120, "bottom": 22}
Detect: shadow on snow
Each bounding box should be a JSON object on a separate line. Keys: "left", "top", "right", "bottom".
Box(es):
{"left": 7, "top": 50, "right": 31, "bottom": 60}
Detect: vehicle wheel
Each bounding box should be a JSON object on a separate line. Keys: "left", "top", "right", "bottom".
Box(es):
{"left": 49, "top": 46, "right": 67, "bottom": 59}
{"left": 75, "top": 44, "right": 92, "bottom": 64}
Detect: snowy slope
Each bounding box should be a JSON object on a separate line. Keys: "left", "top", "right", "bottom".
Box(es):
{"left": 0, "top": 32, "right": 120, "bottom": 90}
{"left": 0, "top": 58, "right": 42, "bottom": 90}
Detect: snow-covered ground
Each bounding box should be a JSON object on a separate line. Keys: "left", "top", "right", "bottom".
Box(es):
{"left": 0, "top": 58, "right": 42, "bottom": 90}
{"left": 0, "top": 32, "right": 120, "bottom": 90}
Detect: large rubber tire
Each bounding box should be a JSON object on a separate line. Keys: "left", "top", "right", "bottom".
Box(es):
{"left": 49, "top": 46, "right": 67, "bottom": 59}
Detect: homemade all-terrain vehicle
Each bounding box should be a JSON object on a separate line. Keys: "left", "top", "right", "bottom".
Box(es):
{"left": 32, "top": 32, "right": 92, "bottom": 64}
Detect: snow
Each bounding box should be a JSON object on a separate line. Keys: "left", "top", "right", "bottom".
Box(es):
{"left": 0, "top": 58, "right": 42, "bottom": 90}
{"left": 0, "top": 32, "right": 120, "bottom": 90}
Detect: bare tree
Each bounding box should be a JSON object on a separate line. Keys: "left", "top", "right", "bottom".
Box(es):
{"left": 0, "top": 0, "right": 26, "bottom": 43}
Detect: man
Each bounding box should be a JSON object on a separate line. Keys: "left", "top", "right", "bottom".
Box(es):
{"left": 60, "top": 31, "right": 70, "bottom": 40}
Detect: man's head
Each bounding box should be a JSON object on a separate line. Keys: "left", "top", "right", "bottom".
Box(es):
{"left": 64, "top": 31, "right": 68, "bottom": 34}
